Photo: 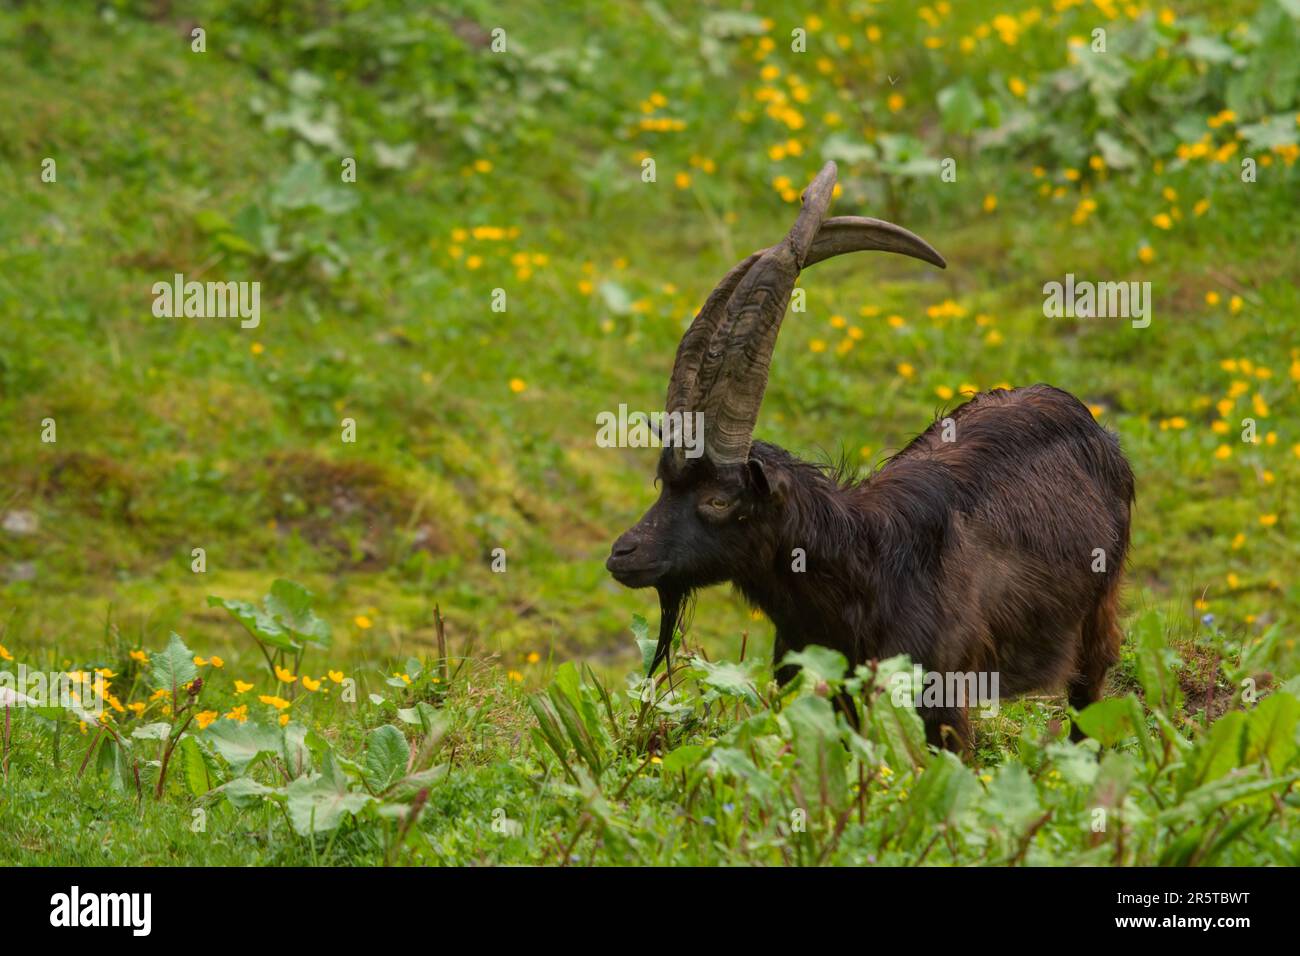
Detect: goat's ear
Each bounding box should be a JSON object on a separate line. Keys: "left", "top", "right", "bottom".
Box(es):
{"left": 747, "top": 458, "right": 786, "bottom": 503}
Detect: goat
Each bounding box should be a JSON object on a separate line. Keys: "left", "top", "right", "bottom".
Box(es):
{"left": 606, "top": 162, "right": 1134, "bottom": 750}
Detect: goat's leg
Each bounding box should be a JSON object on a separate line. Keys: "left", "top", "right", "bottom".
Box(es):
{"left": 772, "top": 629, "right": 798, "bottom": 686}
{"left": 834, "top": 689, "right": 861, "bottom": 731}
{"left": 1067, "top": 585, "right": 1122, "bottom": 741}
{"left": 921, "top": 705, "right": 970, "bottom": 753}
{"left": 773, "top": 629, "right": 861, "bottom": 730}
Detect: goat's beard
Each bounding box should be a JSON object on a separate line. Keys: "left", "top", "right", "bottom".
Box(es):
{"left": 649, "top": 583, "right": 690, "bottom": 677}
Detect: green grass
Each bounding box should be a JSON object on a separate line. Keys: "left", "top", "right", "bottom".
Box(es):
{"left": 0, "top": 0, "right": 1297, "bottom": 865}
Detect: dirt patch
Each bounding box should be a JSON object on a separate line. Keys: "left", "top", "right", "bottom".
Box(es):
{"left": 255, "top": 451, "right": 448, "bottom": 569}
{"left": 1174, "top": 638, "right": 1237, "bottom": 723}
{"left": 28, "top": 451, "right": 136, "bottom": 523}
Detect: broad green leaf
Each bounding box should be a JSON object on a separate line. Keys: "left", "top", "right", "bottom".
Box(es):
{"left": 700, "top": 10, "right": 766, "bottom": 38}
{"left": 896, "top": 751, "right": 979, "bottom": 845}
{"left": 1087, "top": 750, "right": 1137, "bottom": 812}
{"left": 915, "top": 751, "right": 978, "bottom": 825}
{"left": 784, "top": 694, "right": 850, "bottom": 814}
{"left": 217, "top": 776, "right": 283, "bottom": 809}
{"left": 1159, "top": 771, "right": 1299, "bottom": 824}
{"left": 270, "top": 159, "right": 356, "bottom": 214}
{"left": 364, "top": 724, "right": 410, "bottom": 793}
{"left": 193, "top": 209, "right": 233, "bottom": 234}
{"left": 1246, "top": 692, "right": 1300, "bottom": 770}
{"left": 385, "top": 763, "right": 449, "bottom": 802}
{"left": 937, "top": 80, "right": 983, "bottom": 135}
{"left": 1095, "top": 130, "right": 1137, "bottom": 169}
{"left": 89, "top": 735, "right": 132, "bottom": 792}
{"left": 1184, "top": 35, "right": 1236, "bottom": 64}
{"left": 373, "top": 140, "right": 416, "bottom": 170}
{"left": 870, "top": 689, "right": 929, "bottom": 771}
{"left": 692, "top": 658, "right": 761, "bottom": 705}
{"left": 206, "top": 596, "right": 297, "bottom": 651}
{"left": 703, "top": 747, "right": 779, "bottom": 802}
{"left": 131, "top": 722, "right": 172, "bottom": 742}
{"left": 631, "top": 614, "right": 657, "bottom": 674}
{"left": 1076, "top": 695, "right": 1141, "bottom": 745}
{"left": 597, "top": 280, "right": 632, "bottom": 315}
{"left": 780, "top": 646, "right": 849, "bottom": 686}
{"left": 179, "top": 735, "right": 212, "bottom": 796}
{"left": 204, "top": 720, "right": 283, "bottom": 773}
{"left": 1133, "top": 609, "right": 1182, "bottom": 715}
{"left": 286, "top": 752, "right": 374, "bottom": 835}
{"left": 983, "top": 763, "right": 1041, "bottom": 833}
{"left": 281, "top": 721, "right": 313, "bottom": 778}
{"left": 149, "top": 633, "right": 198, "bottom": 693}
{"left": 265, "top": 579, "right": 332, "bottom": 647}
{"left": 660, "top": 743, "right": 708, "bottom": 774}
{"left": 1047, "top": 741, "right": 1101, "bottom": 787}
{"left": 1179, "top": 711, "right": 1247, "bottom": 793}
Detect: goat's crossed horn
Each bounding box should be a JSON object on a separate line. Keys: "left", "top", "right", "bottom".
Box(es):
{"left": 665, "top": 160, "right": 947, "bottom": 466}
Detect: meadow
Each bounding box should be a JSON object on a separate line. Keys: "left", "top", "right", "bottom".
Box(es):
{"left": 0, "top": 0, "right": 1297, "bottom": 865}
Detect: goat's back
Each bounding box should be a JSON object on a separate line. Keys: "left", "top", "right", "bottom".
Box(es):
{"left": 865, "top": 384, "right": 1133, "bottom": 693}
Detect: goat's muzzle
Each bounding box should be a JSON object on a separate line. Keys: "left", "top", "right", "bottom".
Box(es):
{"left": 605, "top": 531, "right": 663, "bottom": 588}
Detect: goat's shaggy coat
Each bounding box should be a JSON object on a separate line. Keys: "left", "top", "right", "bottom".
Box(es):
{"left": 733, "top": 385, "right": 1133, "bottom": 746}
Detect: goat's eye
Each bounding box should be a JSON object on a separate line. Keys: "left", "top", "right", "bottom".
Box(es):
{"left": 708, "top": 496, "right": 729, "bottom": 509}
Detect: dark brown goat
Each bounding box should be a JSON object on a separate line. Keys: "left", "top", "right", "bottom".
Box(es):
{"left": 607, "top": 162, "right": 1134, "bottom": 749}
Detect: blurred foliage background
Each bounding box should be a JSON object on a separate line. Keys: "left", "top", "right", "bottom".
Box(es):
{"left": 0, "top": 0, "right": 1297, "bottom": 688}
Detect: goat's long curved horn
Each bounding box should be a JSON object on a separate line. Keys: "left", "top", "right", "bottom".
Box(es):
{"left": 665, "top": 250, "right": 764, "bottom": 418}
{"left": 805, "top": 215, "right": 947, "bottom": 270}
{"left": 664, "top": 163, "right": 946, "bottom": 466}
{"left": 695, "top": 161, "right": 837, "bottom": 465}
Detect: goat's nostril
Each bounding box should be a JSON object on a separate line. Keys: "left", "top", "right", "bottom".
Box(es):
{"left": 611, "top": 539, "right": 638, "bottom": 558}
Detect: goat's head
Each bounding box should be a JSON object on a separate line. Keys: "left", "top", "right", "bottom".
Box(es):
{"left": 606, "top": 161, "right": 946, "bottom": 672}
